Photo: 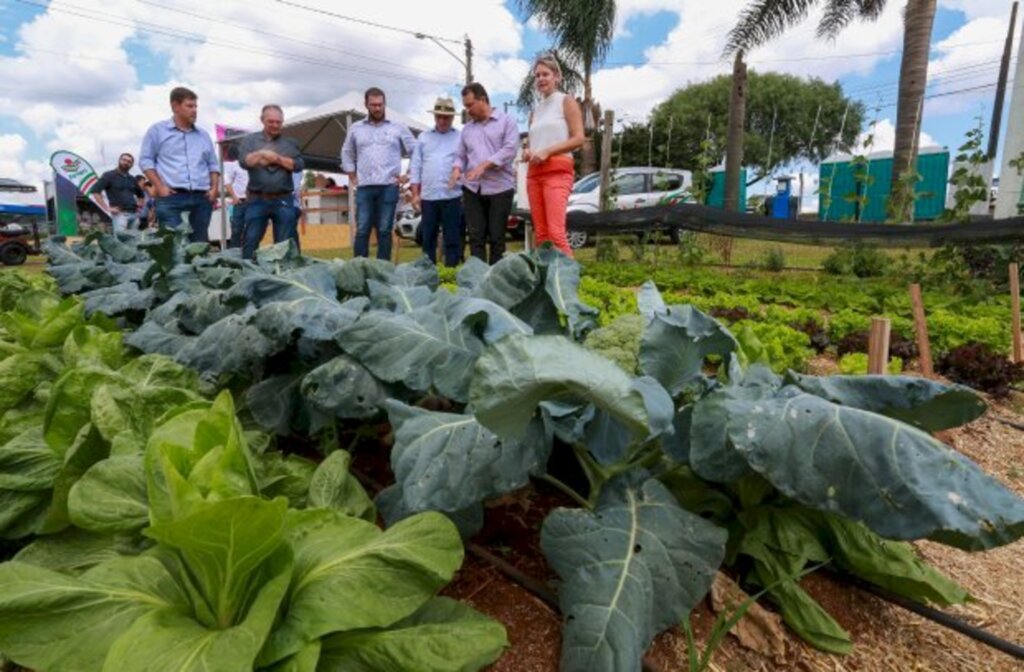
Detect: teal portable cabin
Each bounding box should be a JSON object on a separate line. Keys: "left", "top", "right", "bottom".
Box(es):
{"left": 707, "top": 166, "right": 747, "bottom": 210}
{"left": 818, "top": 147, "right": 949, "bottom": 222}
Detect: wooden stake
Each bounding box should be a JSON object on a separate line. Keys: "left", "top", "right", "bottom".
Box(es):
{"left": 868, "top": 317, "right": 891, "bottom": 375}
{"left": 908, "top": 284, "right": 933, "bottom": 376}
{"left": 1011, "top": 263, "right": 1023, "bottom": 363}
{"left": 599, "top": 110, "right": 615, "bottom": 213}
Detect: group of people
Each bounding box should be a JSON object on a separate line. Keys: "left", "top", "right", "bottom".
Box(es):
{"left": 92, "top": 53, "right": 584, "bottom": 265}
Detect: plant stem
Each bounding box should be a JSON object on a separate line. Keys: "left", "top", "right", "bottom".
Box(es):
{"left": 538, "top": 474, "right": 591, "bottom": 509}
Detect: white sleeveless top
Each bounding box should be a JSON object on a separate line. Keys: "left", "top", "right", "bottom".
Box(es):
{"left": 529, "top": 91, "right": 570, "bottom": 156}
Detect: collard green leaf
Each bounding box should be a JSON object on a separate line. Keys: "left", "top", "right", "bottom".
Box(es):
{"left": 462, "top": 253, "right": 539, "bottom": 305}
{"left": 69, "top": 454, "right": 148, "bottom": 533}
{"left": 447, "top": 294, "right": 534, "bottom": 343}
{"left": 639, "top": 305, "right": 738, "bottom": 397}
{"left": 367, "top": 278, "right": 434, "bottom": 313}
{"left": 338, "top": 292, "right": 483, "bottom": 402}
{"left": 540, "top": 473, "right": 727, "bottom": 672}
{"left": 258, "top": 509, "right": 463, "bottom": 666}
{"left": 727, "top": 391, "right": 1024, "bottom": 550}
{"left": 637, "top": 280, "right": 667, "bottom": 320}
{"left": 386, "top": 401, "right": 550, "bottom": 514}
{"left": 393, "top": 256, "right": 440, "bottom": 289}
{"left": 318, "top": 597, "right": 507, "bottom": 672}
{"left": 175, "top": 311, "right": 282, "bottom": 379}
{"left": 0, "top": 555, "right": 188, "bottom": 672}
{"left": 80, "top": 282, "right": 155, "bottom": 317}
{"left": 471, "top": 334, "right": 650, "bottom": 441}
{"left": 539, "top": 249, "right": 599, "bottom": 338}
{"left": 375, "top": 485, "right": 485, "bottom": 540}
{"left": 300, "top": 355, "right": 387, "bottom": 420}
{"left": 782, "top": 372, "right": 987, "bottom": 432}
{"left": 307, "top": 450, "right": 376, "bottom": 521}
{"left": 330, "top": 257, "right": 395, "bottom": 295}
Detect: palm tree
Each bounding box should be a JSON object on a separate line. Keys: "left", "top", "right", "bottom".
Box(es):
{"left": 726, "top": 0, "right": 937, "bottom": 220}
{"left": 517, "top": 0, "right": 617, "bottom": 175}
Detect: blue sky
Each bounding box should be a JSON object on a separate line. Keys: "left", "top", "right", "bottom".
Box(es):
{"left": 0, "top": 0, "right": 1018, "bottom": 202}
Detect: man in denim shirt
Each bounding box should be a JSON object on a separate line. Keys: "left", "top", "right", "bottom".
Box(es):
{"left": 139, "top": 87, "right": 220, "bottom": 243}
{"left": 341, "top": 87, "right": 416, "bottom": 260}
{"left": 409, "top": 97, "right": 463, "bottom": 266}
{"left": 239, "top": 104, "right": 304, "bottom": 259}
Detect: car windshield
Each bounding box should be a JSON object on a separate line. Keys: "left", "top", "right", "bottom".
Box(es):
{"left": 572, "top": 174, "right": 600, "bottom": 194}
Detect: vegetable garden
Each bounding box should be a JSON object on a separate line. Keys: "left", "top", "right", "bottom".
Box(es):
{"left": 1, "top": 229, "right": 1024, "bottom": 671}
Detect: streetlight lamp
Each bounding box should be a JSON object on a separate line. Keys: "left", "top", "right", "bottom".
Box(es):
{"left": 415, "top": 32, "right": 473, "bottom": 123}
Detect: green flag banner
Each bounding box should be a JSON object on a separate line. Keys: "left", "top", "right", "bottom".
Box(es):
{"left": 49, "top": 150, "right": 107, "bottom": 236}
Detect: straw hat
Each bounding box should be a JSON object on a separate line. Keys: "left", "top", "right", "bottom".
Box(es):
{"left": 427, "top": 96, "right": 457, "bottom": 116}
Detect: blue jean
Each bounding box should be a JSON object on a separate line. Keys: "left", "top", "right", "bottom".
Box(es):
{"left": 355, "top": 184, "right": 399, "bottom": 260}
{"left": 229, "top": 200, "right": 246, "bottom": 249}
{"left": 420, "top": 197, "right": 463, "bottom": 266}
{"left": 242, "top": 196, "right": 298, "bottom": 260}
{"left": 154, "top": 192, "right": 211, "bottom": 243}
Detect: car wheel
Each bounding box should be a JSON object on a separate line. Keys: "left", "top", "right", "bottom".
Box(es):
{"left": 669, "top": 227, "right": 686, "bottom": 244}
{"left": 567, "top": 230, "right": 588, "bottom": 249}
{"left": 0, "top": 244, "right": 27, "bottom": 266}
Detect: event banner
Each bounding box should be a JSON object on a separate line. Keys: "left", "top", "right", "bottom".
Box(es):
{"left": 48, "top": 150, "right": 107, "bottom": 235}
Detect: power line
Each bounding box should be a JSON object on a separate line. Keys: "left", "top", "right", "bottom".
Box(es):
{"left": 15, "top": 0, "right": 458, "bottom": 87}
{"left": 605, "top": 39, "right": 1004, "bottom": 67}
{"left": 133, "top": 0, "right": 457, "bottom": 82}
{"left": 273, "top": 0, "right": 462, "bottom": 45}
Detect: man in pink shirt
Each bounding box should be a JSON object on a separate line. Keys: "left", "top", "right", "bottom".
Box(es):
{"left": 450, "top": 82, "right": 519, "bottom": 264}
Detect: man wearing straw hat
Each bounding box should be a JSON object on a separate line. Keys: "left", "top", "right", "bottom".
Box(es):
{"left": 409, "top": 96, "right": 463, "bottom": 266}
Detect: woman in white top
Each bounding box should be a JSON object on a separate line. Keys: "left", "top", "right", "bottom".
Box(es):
{"left": 523, "top": 54, "right": 585, "bottom": 256}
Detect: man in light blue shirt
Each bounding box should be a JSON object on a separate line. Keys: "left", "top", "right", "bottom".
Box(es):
{"left": 341, "top": 87, "right": 416, "bottom": 260}
{"left": 139, "top": 86, "right": 220, "bottom": 243}
{"left": 409, "top": 97, "right": 463, "bottom": 266}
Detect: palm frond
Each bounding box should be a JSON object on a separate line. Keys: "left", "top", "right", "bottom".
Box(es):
{"left": 724, "top": 0, "right": 819, "bottom": 54}
{"left": 516, "top": 48, "right": 584, "bottom": 110}
{"left": 517, "top": 0, "right": 616, "bottom": 71}
{"left": 817, "top": 0, "right": 888, "bottom": 40}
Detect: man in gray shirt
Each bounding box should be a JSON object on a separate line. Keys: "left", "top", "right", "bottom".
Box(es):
{"left": 239, "top": 104, "right": 304, "bottom": 259}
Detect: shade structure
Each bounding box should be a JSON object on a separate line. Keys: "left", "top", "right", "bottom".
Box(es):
{"left": 229, "top": 92, "right": 432, "bottom": 172}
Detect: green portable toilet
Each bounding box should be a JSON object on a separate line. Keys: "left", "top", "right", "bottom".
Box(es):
{"left": 707, "top": 166, "right": 747, "bottom": 210}
{"left": 818, "top": 148, "right": 949, "bottom": 222}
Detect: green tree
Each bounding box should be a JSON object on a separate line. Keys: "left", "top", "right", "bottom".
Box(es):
{"left": 725, "top": 0, "right": 938, "bottom": 220}
{"left": 516, "top": 0, "right": 616, "bottom": 175}
{"left": 611, "top": 72, "right": 863, "bottom": 183}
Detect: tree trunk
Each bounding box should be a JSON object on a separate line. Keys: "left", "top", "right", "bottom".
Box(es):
{"left": 725, "top": 51, "right": 747, "bottom": 213}
{"left": 580, "top": 65, "right": 598, "bottom": 175}
{"left": 889, "top": 0, "right": 937, "bottom": 220}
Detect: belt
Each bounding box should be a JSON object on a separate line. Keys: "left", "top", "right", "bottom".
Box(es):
{"left": 169, "top": 188, "right": 208, "bottom": 194}
{"left": 247, "top": 190, "right": 292, "bottom": 199}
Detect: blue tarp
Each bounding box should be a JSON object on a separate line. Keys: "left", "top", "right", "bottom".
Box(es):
{"left": 0, "top": 204, "right": 46, "bottom": 216}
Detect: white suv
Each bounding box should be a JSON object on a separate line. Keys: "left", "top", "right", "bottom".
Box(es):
{"left": 565, "top": 167, "right": 692, "bottom": 248}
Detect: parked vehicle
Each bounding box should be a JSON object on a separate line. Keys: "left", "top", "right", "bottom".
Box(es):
{"left": 0, "top": 221, "right": 41, "bottom": 266}
{"left": 565, "top": 167, "right": 693, "bottom": 248}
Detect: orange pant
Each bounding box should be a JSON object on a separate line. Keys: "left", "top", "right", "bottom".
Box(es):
{"left": 527, "top": 155, "right": 575, "bottom": 257}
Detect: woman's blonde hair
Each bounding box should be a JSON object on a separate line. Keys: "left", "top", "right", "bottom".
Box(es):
{"left": 533, "top": 53, "right": 562, "bottom": 86}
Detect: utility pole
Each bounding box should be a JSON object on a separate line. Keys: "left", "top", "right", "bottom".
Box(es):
{"left": 599, "top": 110, "right": 615, "bottom": 212}
{"left": 465, "top": 36, "right": 474, "bottom": 85}
{"left": 989, "top": 1, "right": 1018, "bottom": 160}
{"left": 996, "top": 4, "right": 1024, "bottom": 218}
{"left": 725, "top": 50, "right": 747, "bottom": 213}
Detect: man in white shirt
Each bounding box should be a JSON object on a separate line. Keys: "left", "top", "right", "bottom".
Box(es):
{"left": 223, "top": 148, "right": 249, "bottom": 249}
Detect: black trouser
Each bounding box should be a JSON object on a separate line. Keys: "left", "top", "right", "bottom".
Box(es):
{"left": 462, "top": 187, "right": 512, "bottom": 265}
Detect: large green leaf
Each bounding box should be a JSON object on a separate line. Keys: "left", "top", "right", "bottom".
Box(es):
{"left": 69, "top": 454, "right": 149, "bottom": 533}
{"left": 145, "top": 497, "right": 289, "bottom": 630}
{"left": 258, "top": 510, "right": 463, "bottom": 666}
{"left": 14, "top": 529, "right": 149, "bottom": 575}
{"left": 367, "top": 278, "right": 434, "bottom": 313}
{"left": 0, "top": 426, "right": 61, "bottom": 491}
{"left": 386, "top": 401, "right": 550, "bottom": 514}
{"left": 639, "top": 305, "right": 738, "bottom": 397}
{"left": 62, "top": 325, "right": 125, "bottom": 369}
{"left": 318, "top": 597, "right": 507, "bottom": 672}
{"left": 471, "top": 334, "right": 651, "bottom": 441}
{"left": 80, "top": 282, "right": 156, "bottom": 317}
{"left": 144, "top": 392, "right": 259, "bottom": 524}
{"left": 0, "top": 353, "right": 57, "bottom": 414}
{"left": 538, "top": 249, "right": 599, "bottom": 338}
{"left": 458, "top": 254, "right": 538, "bottom": 305}
{"left": 300, "top": 355, "right": 388, "bottom": 420}
{"left": 175, "top": 312, "right": 283, "bottom": 379}
{"left": 307, "top": 450, "right": 376, "bottom": 521}
{"left": 43, "top": 365, "right": 121, "bottom": 453}
{"left": 0, "top": 555, "right": 188, "bottom": 671}
{"left": 39, "top": 423, "right": 110, "bottom": 535}
{"left": 337, "top": 292, "right": 484, "bottom": 402}
{"left": 727, "top": 390, "right": 1024, "bottom": 550}
{"left": 540, "top": 473, "right": 727, "bottom": 672}
{"left": 782, "top": 372, "right": 988, "bottom": 432}
{"left": 256, "top": 451, "right": 318, "bottom": 509}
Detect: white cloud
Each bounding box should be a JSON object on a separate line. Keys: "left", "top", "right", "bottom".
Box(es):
{"left": 592, "top": 0, "right": 906, "bottom": 121}
{"left": 0, "top": 133, "right": 50, "bottom": 189}
{"left": 854, "top": 118, "right": 939, "bottom": 154}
